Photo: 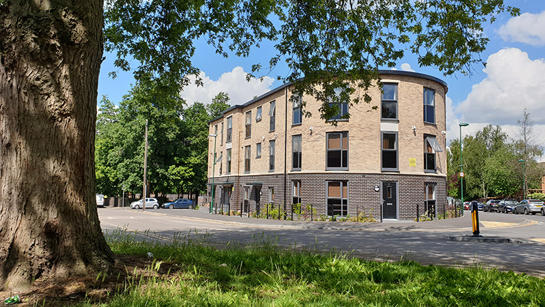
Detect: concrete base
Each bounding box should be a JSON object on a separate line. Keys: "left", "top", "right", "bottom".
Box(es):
{"left": 448, "top": 236, "right": 528, "bottom": 244}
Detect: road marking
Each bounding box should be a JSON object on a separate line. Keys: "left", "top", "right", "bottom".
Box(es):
{"left": 480, "top": 221, "right": 518, "bottom": 228}
{"left": 529, "top": 238, "right": 545, "bottom": 244}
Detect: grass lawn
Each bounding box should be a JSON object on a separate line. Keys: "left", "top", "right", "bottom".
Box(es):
{"left": 71, "top": 231, "right": 544, "bottom": 306}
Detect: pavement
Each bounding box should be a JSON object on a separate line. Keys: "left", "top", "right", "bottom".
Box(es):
{"left": 98, "top": 207, "right": 545, "bottom": 277}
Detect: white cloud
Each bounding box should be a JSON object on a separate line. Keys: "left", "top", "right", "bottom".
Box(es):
{"left": 456, "top": 48, "right": 545, "bottom": 125}
{"left": 180, "top": 66, "right": 274, "bottom": 106}
{"left": 400, "top": 63, "right": 415, "bottom": 72}
{"left": 499, "top": 10, "right": 545, "bottom": 46}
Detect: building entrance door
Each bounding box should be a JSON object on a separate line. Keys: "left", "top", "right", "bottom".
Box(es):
{"left": 382, "top": 181, "right": 397, "bottom": 219}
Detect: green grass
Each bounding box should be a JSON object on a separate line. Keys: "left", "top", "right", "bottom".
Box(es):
{"left": 80, "top": 231, "right": 545, "bottom": 306}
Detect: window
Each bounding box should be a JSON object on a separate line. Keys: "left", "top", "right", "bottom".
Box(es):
{"left": 292, "top": 95, "right": 302, "bottom": 125}
{"left": 268, "top": 187, "right": 275, "bottom": 204}
{"left": 220, "top": 122, "right": 224, "bottom": 145}
{"left": 269, "top": 140, "right": 275, "bottom": 171}
{"left": 256, "top": 106, "right": 262, "bottom": 122}
{"left": 214, "top": 124, "right": 218, "bottom": 137}
{"left": 292, "top": 180, "right": 301, "bottom": 205}
{"left": 382, "top": 132, "right": 398, "bottom": 170}
{"left": 245, "top": 111, "right": 251, "bottom": 138}
{"left": 424, "top": 135, "right": 442, "bottom": 172}
{"left": 226, "top": 149, "right": 231, "bottom": 174}
{"left": 327, "top": 181, "right": 348, "bottom": 217}
{"left": 269, "top": 101, "right": 276, "bottom": 132}
{"left": 326, "top": 132, "right": 348, "bottom": 170}
{"left": 424, "top": 88, "right": 435, "bottom": 124}
{"left": 381, "top": 83, "right": 398, "bottom": 119}
{"left": 329, "top": 88, "right": 348, "bottom": 120}
{"left": 226, "top": 116, "right": 232, "bottom": 143}
{"left": 292, "top": 135, "right": 302, "bottom": 170}
{"left": 256, "top": 142, "right": 262, "bottom": 159}
{"left": 425, "top": 183, "right": 436, "bottom": 218}
{"left": 244, "top": 145, "right": 251, "bottom": 173}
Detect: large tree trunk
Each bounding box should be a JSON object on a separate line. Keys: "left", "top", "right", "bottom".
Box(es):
{"left": 0, "top": 1, "right": 113, "bottom": 290}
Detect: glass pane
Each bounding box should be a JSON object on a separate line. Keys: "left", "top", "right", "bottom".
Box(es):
{"left": 342, "top": 183, "right": 347, "bottom": 198}
{"left": 328, "top": 133, "right": 341, "bottom": 149}
{"left": 382, "top": 151, "right": 397, "bottom": 169}
{"left": 328, "top": 182, "right": 341, "bottom": 198}
{"left": 256, "top": 143, "right": 261, "bottom": 157}
{"left": 327, "top": 150, "right": 342, "bottom": 168}
{"left": 227, "top": 117, "right": 232, "bottom": 128}
{"left": 425, "top": 153, "right": 435, "bottom": 170}
{"left": 341, "top": 103, "right": 348, "bottom": 116}
{"left": 424, "top": 88, "right": 435, "bottom": 106}
{"left": 383, "top": 133, "right": 396, "bottom": 149}
{"left": 329, "top": 103, "right": 340, "bottom": 120}
{"left": 246, "top": 112, "right": 251, "bottom": 124}
{"left": 382, "top": 84, "right": 397, "bottom": 100}
{"left": 342, "top": 150, "right": 348, "bottom": 168}
{"left": 382, "top": 101, "right": 397, "bottom": 118}
{"left": 425, "top": 105, "right": 435, "bottom": 123}
{"left": 293, "top": 108, "right": 301, "bottom": 124}
{"left": 292, "top": 135, "right": 301, "bottom": 152}
{"left": 269, "top": 101, "right": 275, "bottom": 115}
{"left": 342, "top": 133, "right": 348, "bottom": 149}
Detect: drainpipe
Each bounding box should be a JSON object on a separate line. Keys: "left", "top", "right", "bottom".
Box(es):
{"left": 283, "top": 87, "right": 288, "bottom": 219}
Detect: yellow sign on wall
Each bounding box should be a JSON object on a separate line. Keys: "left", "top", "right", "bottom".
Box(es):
{"left": 409, "top": 158, "right": 416, "bottom": 167}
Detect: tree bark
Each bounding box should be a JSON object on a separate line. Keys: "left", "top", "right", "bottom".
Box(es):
{"left": 0, "top": 1, "right": 113, "bottom": 290}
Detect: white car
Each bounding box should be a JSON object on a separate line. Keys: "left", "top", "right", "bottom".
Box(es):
{"left": 130, "top": 198, "right": 160, "bottom": 209}
{"left": 96, "top": 194, "right": 105, "bottom": 208}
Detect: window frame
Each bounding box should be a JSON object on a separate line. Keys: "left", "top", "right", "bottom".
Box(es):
{"left": 326, "top": 180, "right": 349, "bottom": 217}
{"left": 381, "top": 83, "right": 398, "bottom": 120}
{"left": 226, "top": 148, "right": 231, "bottom": 174}
{"left": 256, "top": 106, "right": 262, "bottom": 122}
{"left": 226, "top": 116, "right": 232, "bottom": 143}
{"left": 269, "top": 140, "right": 275, "bottom": 172}
{"left": 328, "top": 88, "right": 349, "bottom": 121}
{"left": 292, "top": 95, "right": 302, "bottom": 125}
{"left": 381, "top": 131, "right": 398, "bottom": 171}
{"left": 244, "top": 145, "right": 251, "bottom": 173}
{"left": 245, "top": 111, "right": 252, "bottom": 139}
{"left": 423, "top": 87, "right": 436, "bottom": 124}
{"left": 424, "top": 134, "right": 437, "bottom": 172}
{"left": 220, "top": 122, "right": 224, "bottom": 145}
{"left": 292, "top": 134, "right": 302, "bottom": 171}
{"left": 292, "top": 180, "right": 301, "bottom": 205}
{"left": 326, "top": 131, "right": 349, "bottom": 171}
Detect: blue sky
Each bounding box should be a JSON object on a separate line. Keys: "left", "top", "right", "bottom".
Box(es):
{"left": 98, "top": 1, "right": 545, "bottom": 151}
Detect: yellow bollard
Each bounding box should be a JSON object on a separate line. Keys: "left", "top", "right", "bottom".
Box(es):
{"left": 471, "top": 203, "right": 480, "bottom": 237}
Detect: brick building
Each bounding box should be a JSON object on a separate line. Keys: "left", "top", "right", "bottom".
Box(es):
{"left": 207, "top": 70, "right": 448, "bottom": 220}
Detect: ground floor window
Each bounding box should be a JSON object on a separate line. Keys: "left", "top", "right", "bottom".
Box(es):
{"left": 327, "top": 181, "right": 348, "bottom": 217}
{"left": 425, "top": 183, "right": 436, "bottom": 218}
{"left": 268, "top": 187, "right": 275, "bottom": 204}
{"left": 292, "top": 180, "right": 301, "bottom": 205}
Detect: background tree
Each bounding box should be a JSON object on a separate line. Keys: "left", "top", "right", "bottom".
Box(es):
{"left": 0, "top": 0, "right": 518, "bottom": 289}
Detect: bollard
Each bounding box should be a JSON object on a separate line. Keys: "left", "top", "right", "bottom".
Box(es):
{"left": 471, "top": 203, "right": 480, "bottom": 237}
{"left": 416, "top": 203, "right": 419, "bottom": 222}
{"left": 443, "top": 202, "right": 446, "bottom": 219}
{"left": 228, "top": 202, "right": 230, "bottom": 216}
{"left": 266, "top": 204, "right": 269, "bottom": 219}
{"left": 291, "top": 203, "right": 294, "bottom": 221}
{"left": 311, "top": 204, "right": 314, "bottom": 221}
{"left": 240, "top": 204, "right": 243, "bottom": 217}
{"left": 380, "top": 203, "right": 383, "bottom": 223}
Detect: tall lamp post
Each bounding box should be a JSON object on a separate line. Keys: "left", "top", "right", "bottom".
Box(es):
{"left": 459, "top": 122, "right": 469, "bottom": 216}
{"left": 519, "top": 159, "right": 526, "bottom": 200}
{"left": 209, "top": 133, "right": 217, "bottom": 214}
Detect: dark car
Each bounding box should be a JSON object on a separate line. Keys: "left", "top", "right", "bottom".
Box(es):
{"left": 162, "top": 198, "right": 194, "bottom": 209}
{"left": 483, "top": 200, "right": 501, "bottom": 212}
{"left": 498, "top": 200, "right": 518, "bottom": 213}
{"left": 469, "top": 201, "right": 484, "bottom": 211}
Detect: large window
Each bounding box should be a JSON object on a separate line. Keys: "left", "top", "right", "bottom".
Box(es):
{"left": 424, "top": 135, "right": 442, "bottom": 172}
{"left": 293, "top": 180, "right": 301, "bottom": 205}
{"left": 244, "top": 145, "right": 251, "bottom": 173}
{"left": 226, "top": 149, "right": 231, "bottom": 174}
{"left": 269, "top": 101, "right": 276, "bottom": 132}
{"left": 256, "top": 142, "right": 262, "bottom": 159}
{"left": 382, "top": 132, "right": 398, "bottom": 171}
{"left": 292, "top": 95, "right": 302, "bottom": 125}
{"left": 269, "top": 140, "right": 275, "bottom": 171}
{"left": 226, "top": 116, "right": 232, "bottom": 143}
{"left": 424, "top": 88, "right": 435, "bottom": 124}
{"left": 292, "top": 135, "right": 302, "bottom": 170}
{"left": 245, "top": 111, "right": 251, "bottom": 139}
{"left": 425, "top": 183, "right": 436, "bottom": 218}
{"left": 220, "top": 122, "right": 224, "bottom": 145}
{"left": 381, "top": 83, "right": 398, "bottom": 119}
{"left": 329, "top": 88, "right": 348, "bottom": 120}
{"left": 256, "top": 106, "right": 262, "bottom": 122}
{"left": 327, "top": 181, "right": 348, "bottom": 216}
{"left": 326, "top": 132, "right": 348, "bottom": 170}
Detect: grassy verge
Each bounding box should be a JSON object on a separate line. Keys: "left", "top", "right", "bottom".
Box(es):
{"left": 78, "top": 231, "right": 544, "bottom": 306}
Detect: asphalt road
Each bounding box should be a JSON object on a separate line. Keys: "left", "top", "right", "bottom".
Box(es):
{"left": 99, "top": 207, "right": 545, "bottom": 277}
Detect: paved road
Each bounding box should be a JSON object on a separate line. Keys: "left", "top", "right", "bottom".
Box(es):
{"left": 99, "top": 207, "right": 545, "bottom": 276}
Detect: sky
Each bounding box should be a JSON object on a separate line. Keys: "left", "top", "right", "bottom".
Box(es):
{"left": 98, "top": 0, "right": 545, "bottom": 158}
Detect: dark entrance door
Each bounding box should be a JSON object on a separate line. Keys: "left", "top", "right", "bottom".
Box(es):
{"left": 382, "top": 181, "right": 397, "bottom": 219}
{"left": 253, "top": 186, "right": 261, "bottom": 216}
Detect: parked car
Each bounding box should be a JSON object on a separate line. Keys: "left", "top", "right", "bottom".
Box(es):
{"left": 130, "top": 198, "right": 160, "bottom": 209}
{"left": 483, "top": 200, "right": 501, "bottom": 212}
{"left": 463, "top": 201, "right": 470, "bottom": 210}
{"left": 162, "top": 198, "right": 193, "bottom": 209}
{"left": 96, "top": 194, "right": 105, "bottom": 208}
{"left": 469, "top": 201, "right": 484, "bottom": 211}
{"left": 513, "top": 199, "right": 544, "bottom": 215}
{"left": 498, "top": 200, "right": 518, "bottom": 213}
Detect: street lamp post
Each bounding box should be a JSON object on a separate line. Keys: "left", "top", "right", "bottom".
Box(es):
{"left": 209, "top": 134, "right": 217, "bottom": 214}
{"left": 519, "top": 159, "right": 526, "bottom": 200}
{"left": 459, "top": 122, "right": 469, "bottom": 216}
